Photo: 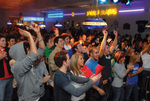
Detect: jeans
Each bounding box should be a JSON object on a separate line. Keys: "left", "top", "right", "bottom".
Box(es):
{"left": 112, "top": 86, "right": 124, "bottom": 101}
{"left": 124, "top": 84, "right": 138, "bottom": 101}
{"left": 0, "top": 77, "right": 13, "bottom": 101}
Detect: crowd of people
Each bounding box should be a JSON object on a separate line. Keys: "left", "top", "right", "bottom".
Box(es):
{"left": 0, "top": 24, "right": 150, "bottom": 101}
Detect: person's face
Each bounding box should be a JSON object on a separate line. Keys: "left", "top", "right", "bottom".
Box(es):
{"left": 91, "top": 48, "right": 99, "bottom": 61}
{"left": 47, "top": 37, "right": 54, "bottom": 47}
{"left": 76, "top": 43, "right": 83, "bottom": 53}
{"left": 56, "top": 38, "right": 64, "bottom": 49}
{"left": 121, "top": 42, "right": 126, "bottom": 49}
{"left": 104, "top": 45, "right": 110, "bottom": 55}
{"left": 77, "top": 55, "right": 84, "bottom": 68}
{"left": 130, "top": 49, "right": 135, "bottom": 54}
{"left": 8, "top": 38, "right": 16, "bottom": 47}
{"left": 82, "top": 35, "right": 86, "bottom": 42}
{"left": 119, "top": 56, "right": 125, "bottom": 63}
{"left": 0, "top": 38, "right": 6, "bottom": 48}
{"left": 139, "top": 41, "right": 143, "bottom": 47}
{"left": 87, "top": 44, "right": 92, "bottom": 50}
{"left": 70, "top": 38, "right": 74, "bottom": 45}
{"left": 64, "top": 36, "right": 70, "bottom": 44}
{"left": 136, "top": 55, "right": 141, "bottom": 63}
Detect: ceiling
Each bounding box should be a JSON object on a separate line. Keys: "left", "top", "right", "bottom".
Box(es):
{"left": 0, "top": 0, "right": 90, "bottom": 10}
{"left": 0, "top": 0, "right": 149, "bottom": 11}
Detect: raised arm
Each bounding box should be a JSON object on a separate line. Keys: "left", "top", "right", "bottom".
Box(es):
{"left": 30, "top": 22, "right": 46, "bottom": 50}
{"left": 99, "top": 29, "right": 108, "bottom": 58}
{"left": 141, "top": 43, "right": 150, "bottom": 55}
{"left": 19, "top": 28, "right": 38, "bottom": 54}
{"left": 109, "top": 30, "right": 118, "bottom": 54}
{"left": 64, "top": 73, "right": 101, "bottom": 97}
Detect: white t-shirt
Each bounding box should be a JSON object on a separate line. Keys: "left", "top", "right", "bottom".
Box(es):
{"left": 70, "top": 71, "right": 86, "bottom": 101}
{"left": 141, "top": 52, "right": 150, "bottom": 71}
{"left": 64, "top": 44, "right": 71, "bottom": 50}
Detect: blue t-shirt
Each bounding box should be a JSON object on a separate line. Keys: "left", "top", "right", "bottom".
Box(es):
{"left": 85, "top": 58, "right": 100, "bottom": 86}
{"left": 127, "top": 64, "right": 139, "bottom": 85}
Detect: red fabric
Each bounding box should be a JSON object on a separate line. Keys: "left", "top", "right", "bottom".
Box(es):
{"left": 81, "top": 65, "right": 94, "bottom": 77}
{"left": 0, "top": 48, "right": 12, "bottom": 79}
{"left": 95, "top": 64, "right": 104, "bottom": 75}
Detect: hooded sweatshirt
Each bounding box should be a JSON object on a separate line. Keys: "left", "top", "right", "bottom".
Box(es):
{"left": 9, "top": 42, "right": 51, "bottom": 101}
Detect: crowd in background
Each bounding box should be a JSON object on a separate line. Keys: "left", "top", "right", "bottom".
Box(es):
{"left": 0, "top": 24, "right": 150, "bottom": 101}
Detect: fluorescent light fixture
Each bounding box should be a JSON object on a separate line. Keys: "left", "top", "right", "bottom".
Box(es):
{"left": 23, "top": 17, "right": 44, "bottom": 21}
{"left": 17, "top": 22, "right": 23, "bottom": 26}
{"left": 7, "top": 21, "right": 12, "bottom": 25}
{"left": 119, "top": 9, "right": 144, "bottom": 13}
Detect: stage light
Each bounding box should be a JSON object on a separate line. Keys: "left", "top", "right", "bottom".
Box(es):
{"left": 7, "top": 20, "right": 12, "bottom": 25}
{"left": 113, "top": 0, "right": 119, "bottom": 3}
{"left": 121, "top": 0, "right": 132, "bottom": 5}
{"left": 17, "top": 22, "right": 23, "bottom": 26}
{"left": 126, "top": 0, "right": 132, "bottom": 5}
{"left": 38, "top": 23, "right": 46, "bottom": 29}
{"left": 55, "top": 23, "right": 62, "bottom": 28}
{"left": 99, "top": 0, "right": 107, "bottom": 4}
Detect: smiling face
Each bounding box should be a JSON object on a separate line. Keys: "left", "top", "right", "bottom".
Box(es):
{"left": 0, "top": 37, "right": 6, "bottom": 49}
{"left": 56, "top": 38, "right": 64, "bottom": 49}
{"left": 90, "top": 48, "right": 99, "bottom": 61}
{"left": 77, "top": 55, "right": 84, "bottom": 69}
{"left": 8, "top": 38, "right": 16, "bottom": 47}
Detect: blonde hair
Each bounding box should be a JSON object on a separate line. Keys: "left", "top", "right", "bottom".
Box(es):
{"left": 70, "top": 54, "right": 82, "bottom": 76}
{"left": 126, "top": 47, "right": 134, "bottom": 56}
{"left": 130, "top": 53, "right": 140, "bottom": 64}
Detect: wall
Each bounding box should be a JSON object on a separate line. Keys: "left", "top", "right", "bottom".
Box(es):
{"left": 45, "top": 1, "right": 150, "bottom": 38}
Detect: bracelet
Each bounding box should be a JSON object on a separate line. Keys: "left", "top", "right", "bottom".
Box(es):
{"left": 38, "top": 39, "right": 43, "bottom": 42}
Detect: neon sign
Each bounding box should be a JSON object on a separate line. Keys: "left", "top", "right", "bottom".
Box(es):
{"left": 86, "top": 8, "right": 117, "bottom": 17}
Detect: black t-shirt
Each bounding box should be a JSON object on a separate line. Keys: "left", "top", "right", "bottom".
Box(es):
{"left": 98, "top": 55, "right": 111, "bottom": 80}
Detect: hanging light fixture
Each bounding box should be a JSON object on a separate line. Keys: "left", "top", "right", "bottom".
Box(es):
{"left": 7, "top": 20, "right": 12, "bottom": 25}
{"left": 82, "top": 0, "right": 107, "bottom": 29}
{"left": 38, "top": 23, "right": 46, "bottom": 29}
{"left": 55, "top": 23, "right": 62, "bottom": 28}
{"left": 145, "top": 23, "right": 150, "bottom": 29}
{"left": 17, "top": 22, "right": 23, "bottom": 26}
{"left": 82, "top": 18, "right": 107, "bottom": 29}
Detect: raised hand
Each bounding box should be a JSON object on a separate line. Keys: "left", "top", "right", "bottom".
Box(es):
{"left": 30, "top": 22, "right": 40, "bottom": 34}
{"left": 18, "top": 28, "right": 32, "bottom": 38}
{"left": 113, "top": 30, "right": 118, "bottom": 36}
{"left": 102, "top": 28, "right": 108, "bottom": 36}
